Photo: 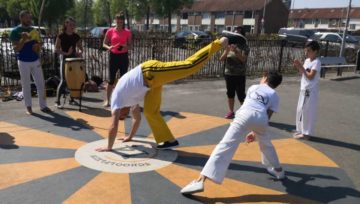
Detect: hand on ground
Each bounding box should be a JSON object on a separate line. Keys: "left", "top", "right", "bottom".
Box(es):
{"left": 118, "top": 136, "right": 133, "bottom": 142}
{"left": 95, "top": 147, "right": 112, "bottom": 152}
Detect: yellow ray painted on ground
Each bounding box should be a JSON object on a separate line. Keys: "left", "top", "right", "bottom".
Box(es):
{"left": 177, "top": 138, "right": 338, "bottom": 168}
{"left": 66, "top": 110, "right": 125, "bottom": 138}
{"left": 0, "top": 158, "right": 80, "bottom": 190}
{"left": 148, "top": 112, "right": 230, "bottom": 139}
{"left": 64, "top": 172, "right": 130, "bottom": 204}
{"left": 157, "top": 164, "right": 319, "bottom": 204}
{"left": 0, "top": 121, "right": 85, "bottom": 149}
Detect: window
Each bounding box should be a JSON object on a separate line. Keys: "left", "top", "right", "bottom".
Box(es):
{"left": 202, "top": 12, "right": 210, "bottom": 19}
{"left": 303, "top": 19, "right": 312, "bottom": 24}
{"left": 201, "top": 25, "right": 209, "bottom": 31}
{"left": 244, "top": 10, "right": 253, "bottom": 18}
{"left": 215, "top": 25, "right": 225, "bottom": 32}
{"left": 181, "top": 25, "right": 188, "bottom": 31}
{"left": 182, "top": 13, "right": 188, "bottom": 19}
{"left": 320, "top": 19, "right": 329, "bottom": 24}
{"left": 215, "top": 12, "right": 225, "bottom": 19}
{"left": 324, "top": 34, "right": 340, "bottom": 42}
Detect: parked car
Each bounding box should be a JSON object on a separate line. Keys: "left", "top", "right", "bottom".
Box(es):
{"left": 311, "top": 32, "right": 359, "bottom": 48}
{"left": 351, "top": 35, "right": 360, "bottom": 42}
{"left": 87, "top": 27, "right": 110, "bottom": 49}
{"left": 174, "top": 30, "right": 211, "bottom": 48}
{"left": 278, "top": 27, "right": 314, "bottom": 47}
{"left": 278, "top": 27, "right": 315, "bottom": 38}
{"left": 278, "top": 33, "right": 309, "bottom": 47}
{"left": 89, "top": 27, "right": 109, "bottom": 38}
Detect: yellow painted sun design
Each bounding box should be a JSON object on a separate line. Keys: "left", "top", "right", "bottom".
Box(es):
{"left": 0, "top": 110, "right": 349, "bottom": 203}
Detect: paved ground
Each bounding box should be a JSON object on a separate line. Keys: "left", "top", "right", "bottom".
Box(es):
{"left": 0, "top": 72, "right": 360, "bottom": 203}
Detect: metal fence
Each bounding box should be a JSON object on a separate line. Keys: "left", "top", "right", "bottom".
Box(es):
{"left": 0, "top": 35, "right": 353, "bottom": 87}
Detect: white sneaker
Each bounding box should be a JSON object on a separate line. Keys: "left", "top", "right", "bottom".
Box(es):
{"left": 267, "top": 167, "right": 285, "bottom": 180}
{"left": 54, "top": 103, "right": 64, "bottom": 109}
{"left": 180, "top": 180, "right": 204, "bottom": 194}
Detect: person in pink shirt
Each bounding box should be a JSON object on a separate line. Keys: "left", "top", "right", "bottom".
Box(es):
{"left": 103, "top": 12, "right": 132, "bottom": 107}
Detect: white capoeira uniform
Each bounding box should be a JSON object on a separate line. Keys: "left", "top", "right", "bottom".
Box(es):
{"left": 201, "top": 84, "right": 282, "bottom": 184}
{"left": 18, "top": 59, "right": 47, "bottom": 109}
{"left": 296, "top": 58, "right": 321, "bottom": 136}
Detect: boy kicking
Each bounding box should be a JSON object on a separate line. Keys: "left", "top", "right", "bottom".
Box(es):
{"left": 96, "top": 31, "right": 247, "bottom": 151}
{"left": 181, "top": 71, "right": 285, "bottom": 194}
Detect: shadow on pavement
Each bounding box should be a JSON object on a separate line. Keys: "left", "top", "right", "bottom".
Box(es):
{"left": 308, "top": 136, "right": 360, "bottom": 151}
{"left": 81, "top": 96, "right": 104, "bottom": 103}
{"left": 160, "top": 111, "right": 186, "bottom": 119}
{"left": 186, "top": 193, "right": 316, "bottom": 204}
{"left": 80, "top": 107, "right": 112, "bottom": 117}
{"left": 269, "top": 122, "right": 360, "bottom": 151}
{"left": 280, "top": 176, "right": 360, "bottom": 203}
{"left": 176, "top": 151, "right": 360, "bottom": 203}
{"left": 269, "top": 122, "right": 295, "bottom": 132}
{"left": 31, "top": 111, "right": 86, "bottom": 131}
{"left": 330, "top": 76, "right": 360, "bottom": 81}
{"left": 0, "top": 132, "right": 19, "bottom": 149}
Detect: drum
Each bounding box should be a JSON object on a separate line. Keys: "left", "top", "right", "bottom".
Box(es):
{"left": 64, "top": 58, "right": 86, "bottom": 98}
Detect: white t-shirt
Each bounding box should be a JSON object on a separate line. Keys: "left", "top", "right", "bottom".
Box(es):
{"left": 240, "top": 84, "right": 280, "bottom": 113}
{"left": 301, "top": 58, "right": 321, "bottom": 90}
{"left": 111, "top": 65, "right": 149, "bottom": 112}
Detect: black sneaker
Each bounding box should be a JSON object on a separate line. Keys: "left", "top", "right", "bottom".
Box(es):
{"left": 222, "top": 30, "right": 247, "bottom": 46}
{"left": 156, "top": 140, "right": 179, "bottom": 150}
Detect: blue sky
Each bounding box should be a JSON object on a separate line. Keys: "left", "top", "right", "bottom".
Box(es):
{"left": 292, "top": 0, "right": 360, "bottom": 9}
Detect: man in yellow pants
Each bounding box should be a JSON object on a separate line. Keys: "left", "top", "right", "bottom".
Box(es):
{"left": 96, "top": 31, "right": 247, "bottom": 151}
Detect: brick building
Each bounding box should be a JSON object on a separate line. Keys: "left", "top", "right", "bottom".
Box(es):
{"left": 289, "top": 7, "right": 360, "bottom": 31}
{"left": 133, "top": 0, "right": 289, "bottom": 34}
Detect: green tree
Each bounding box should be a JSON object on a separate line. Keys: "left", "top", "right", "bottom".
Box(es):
{"left": 110, "top": 0, "right": 127, "bottom": 17}
{"left": 151, "top": 0, "right": 193, "bottom": 33}
{"left": 111, "top": 0, "right": 152, "bottom": 30}
{"left": 93, "top": 0, "right": 112, "bottom": 26}
{"left": 29, "top": 0, "right": 74, "bottom": 29}
{"left": 6, "top": 0, "right": 30, "bottom": 24}
{"left": 72, "top": 0, "right": 94, "bottom": 29}
{"left": 0, "top": 0, "right": 11, "bottom": 26}
{"left": 132, "top": 0, "right": 151, "bottom": 30}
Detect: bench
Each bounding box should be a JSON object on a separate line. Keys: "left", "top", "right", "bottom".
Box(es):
{"left": 319, "top": 56, "right": 357, "bottom": 78}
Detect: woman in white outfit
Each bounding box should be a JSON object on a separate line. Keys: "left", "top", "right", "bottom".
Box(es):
{"left": 293, "top": 41, "right": 321, "bottom": 139}
{"left": 181, "top": 71, "right": 284, "bottom": 195}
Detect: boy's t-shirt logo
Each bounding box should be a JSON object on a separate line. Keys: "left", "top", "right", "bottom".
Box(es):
{"left": 249, "top": 90, "right": 269, "bottom": 105}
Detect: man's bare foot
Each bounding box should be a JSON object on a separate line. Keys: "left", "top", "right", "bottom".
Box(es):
{"left": 118, "top": 136, "right": 133, "bottom": 142}
{"left": 26, "top": 107, "right": 33, "bottom": 115}
{"left": 95, "top": 147, "right": 112, "bottom": 152}
{"left": 293, "top": 133, "right": 310, "bottom": 140}
{"left": 219, "top": 37, "right": 229, "bottom": 47}
{"left": 103, "top": 101, "right": 110, "bottom": 107}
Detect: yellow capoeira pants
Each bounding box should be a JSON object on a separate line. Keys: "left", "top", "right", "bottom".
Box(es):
{"left": 141, "top": 39, "right": 222, "bottom": 143}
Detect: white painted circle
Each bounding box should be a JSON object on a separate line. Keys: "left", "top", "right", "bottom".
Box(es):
{"left": 75, "top": 138, "right": 178, "bottom": 173}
